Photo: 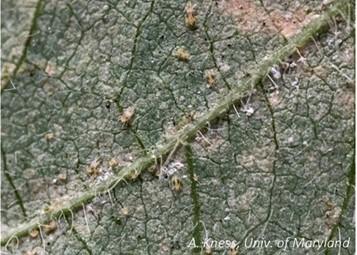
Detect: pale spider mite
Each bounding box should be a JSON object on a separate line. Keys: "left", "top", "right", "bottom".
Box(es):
{"left": 204, "top": 70, "right": 216, "bottom": 88}
{"left": 43, "top": 220, "right": 57, "bottom": 234}
{"left": 203, "top": 246, "right": 213, "bottom": 255}
{"left": 270, "top": 65, "right": 282, "bottom": 80}
{"left": 170, "top": 175, "right": 183, "bottom": 192}
{"left": 29, "top": 228, "right": 39, "bottom": 239}
{"left": 120, "top": 207, "right": 129, "bottom": 217}
{"left": 44, "top": 132, "right": 55, "bottom": 141}
{"left": 185, "top": 1, "right": 198, "bottom": 30}
{"left": 58, "top": 173, "right": 67, "bottom": 182}
{"left": 174, "top": 47, "right": 191, "bottom": 62}
{"left": 227, "top": 244, "right": 239, "bottom": 255}
{"left": 126, "top": 168, "right": 140, "bottom": 181}
{"left": 24, "top": 250, "right": 37, "bottom": 255}
{"left": 86, "top": 158, "right": 101, "bottom": 177}
{"left": 120, "top": 106, "right": 135, "bottom": 125}
{"left": 109, "top": 158, "right": 119, "bottom": 168}
{"left": 43, "top": 204, "right": 55, "bottom": 214}
{"left": 185, "top": 111, "right": 196, "bottom": 122}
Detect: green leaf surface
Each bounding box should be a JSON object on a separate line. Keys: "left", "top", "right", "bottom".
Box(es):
{"left": 1, "top": 0, "right": 354, "bottom": 254}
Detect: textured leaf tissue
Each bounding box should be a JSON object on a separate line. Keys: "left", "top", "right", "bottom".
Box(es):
{"left": 1, "top": 0, "right": 354, "bottom": 254}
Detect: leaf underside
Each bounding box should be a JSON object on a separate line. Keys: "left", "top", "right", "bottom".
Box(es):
{"left": 1, "top": 0, "right": 354, "bottom": 254}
